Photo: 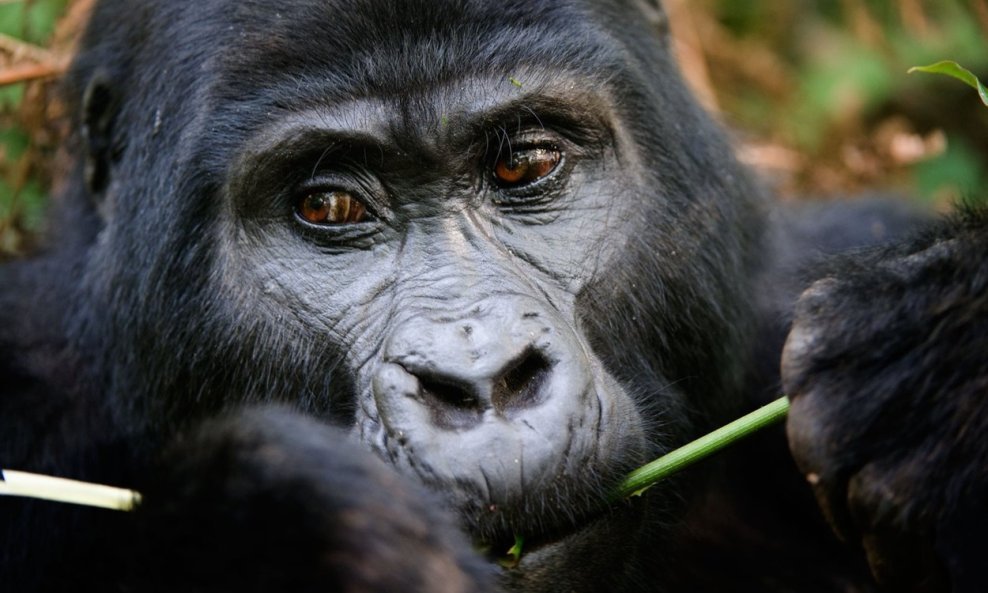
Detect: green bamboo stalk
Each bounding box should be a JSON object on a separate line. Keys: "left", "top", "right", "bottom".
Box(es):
{"left": 615, "top": 396, "right": 790, "bottom": 499}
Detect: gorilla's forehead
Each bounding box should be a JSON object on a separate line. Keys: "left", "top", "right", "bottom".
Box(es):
{"left": 132, "top": 0, "right": 669, "bottom": 184}
{"left": 208, "top": 0, "right": 637, "bottom": 99}
{"left": 228, "top": 71, "right": 618, "bottom": 177}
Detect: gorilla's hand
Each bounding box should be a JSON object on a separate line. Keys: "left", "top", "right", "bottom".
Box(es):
{"left": 781, "top": 213, "right": 988, "bottom": 593}
{"left": 131, "top": 407, "right": 493, "bottom": 593}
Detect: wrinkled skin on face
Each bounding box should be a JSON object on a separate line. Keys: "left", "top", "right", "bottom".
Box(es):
{"left": 175, "top": 2, "right": 759, "bottom": 582}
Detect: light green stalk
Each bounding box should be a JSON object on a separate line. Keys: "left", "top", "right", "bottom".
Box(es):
{"left": 615, "top": 396, "right": 790, "bottom": 499}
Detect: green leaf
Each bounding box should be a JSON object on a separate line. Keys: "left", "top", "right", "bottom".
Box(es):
{"left": 507, "top": 534, "right": 524, "bottom": 560}
{"left": 497, "top": 534, "right": 525, "bottom": 568}
{"left": 908, "top": 60, "right": 988, "bottom": 108}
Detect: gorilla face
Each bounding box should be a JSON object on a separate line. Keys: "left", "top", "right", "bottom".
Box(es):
{"left": 69, "top": 0, "right": 763, "bottom": 587}
{"left": 225, "top": 71, "right": 648, "bottom": 560}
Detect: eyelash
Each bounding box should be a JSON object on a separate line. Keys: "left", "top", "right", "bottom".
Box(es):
{"left": 287, "top": 124, "right": 584, "bottom": 227}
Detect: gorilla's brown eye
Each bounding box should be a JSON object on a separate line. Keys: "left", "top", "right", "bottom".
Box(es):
{"left": 297, "top": 190, "right": 367, "bottom": 225}
{"left": 493, "top": 147, "right": 561, "bottom": 188}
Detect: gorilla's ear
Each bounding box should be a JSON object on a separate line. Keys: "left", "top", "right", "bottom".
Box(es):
{"left": 81, "top": 72, "right": 118, "bottom": 197}
{"left": 629, "top": 0, "right": 670, "bottom": 38}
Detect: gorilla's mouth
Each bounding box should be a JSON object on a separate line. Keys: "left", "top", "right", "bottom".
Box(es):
{"left": 477, "top": 496, "right": 643, "bottom": 569}
{"left": 479, "top": 512, "right": 603, "bottom": 566}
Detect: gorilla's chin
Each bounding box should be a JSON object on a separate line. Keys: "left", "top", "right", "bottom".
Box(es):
{"left": 501, "top": 501, "right": 646, "bottom": 591}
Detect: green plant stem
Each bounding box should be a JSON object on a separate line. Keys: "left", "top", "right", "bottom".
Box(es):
{"left": 615, "top": 396, "right": 790, "bottom": 499}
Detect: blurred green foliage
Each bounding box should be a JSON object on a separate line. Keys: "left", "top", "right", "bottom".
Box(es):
{"left": 706, "top": 0, "right": 988, "bottom": 205}
{"left": 0, "top": 0, "right": 68, "bottom": 254}
{"left": 0, "top": 0, "right": 68, "bottom": 42}
{"left": 906, "top": 59, "right": 987, "bottom": 199}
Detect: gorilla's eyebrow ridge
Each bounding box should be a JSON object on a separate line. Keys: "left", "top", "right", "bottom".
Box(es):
{"left": 233, "top": 75, "right": 618, "bottom": 171}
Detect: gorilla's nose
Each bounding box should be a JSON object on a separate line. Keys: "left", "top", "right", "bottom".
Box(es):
{"left": 366, "top": 298, "right": 606, "bottom": 503}
{"left": 375, "top": 302, "right": 556, "bottom": 429}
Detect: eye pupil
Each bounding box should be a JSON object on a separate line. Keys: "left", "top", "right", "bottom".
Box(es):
{"left": 493, "top": 147, "right": 561, "bottom": 188}
{"left": 298, "top": 191, "right": 367, "bottom": 225}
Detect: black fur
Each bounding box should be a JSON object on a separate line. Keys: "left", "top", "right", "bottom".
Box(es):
{"left": 783, "top": 205, "right": 988, "bottom": 593}
{"left": 0, "top": 1, "right": 984, "bottom": 592}
{"left": 133, "top": 408, "right": 497, "bottom": 593}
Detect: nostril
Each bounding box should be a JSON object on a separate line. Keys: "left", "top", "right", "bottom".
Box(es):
{"left": 492, "top": 349, "right": 552, "bottom": 412}
{"left": 416, "top": 376, "right": 485, "bottom": 430}
{"left": 419, "top": 377, "right": 480, "bottom": 410}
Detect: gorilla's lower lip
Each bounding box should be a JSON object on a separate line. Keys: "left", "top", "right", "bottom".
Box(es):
{"left": 479, "top": 513, "right": 602, "bottom": 566}
{"left": 491, "top": 500, "right": 642, "bottom": 570}
{"left": 517, "top": 515, "right": 607, "bottom": 561}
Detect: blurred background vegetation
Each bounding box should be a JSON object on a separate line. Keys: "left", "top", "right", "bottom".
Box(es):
{"left": 667, "top": 0, "right": 988, "bottom": 205}
{"left": 0, "top": 0, "right": 986, "bottom": 256}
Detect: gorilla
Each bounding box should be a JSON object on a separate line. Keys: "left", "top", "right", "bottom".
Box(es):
{"left": 1, "top": 0, "right": 985, "bottom": 591}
